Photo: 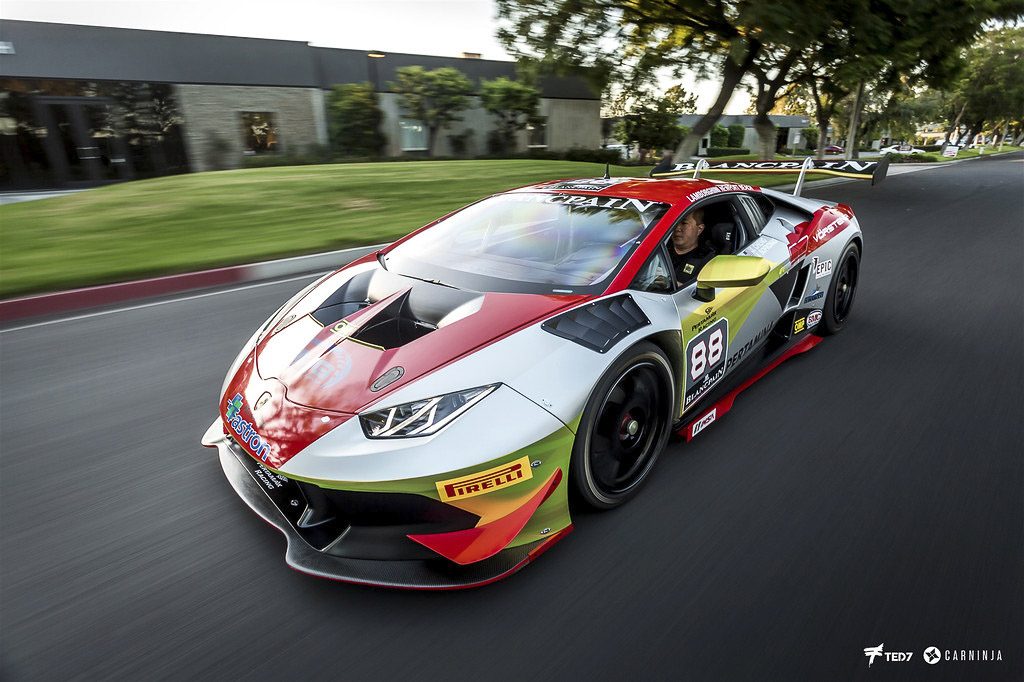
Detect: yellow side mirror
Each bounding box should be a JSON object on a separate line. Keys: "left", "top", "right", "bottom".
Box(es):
{"left": 695, "top": 255, "right": 772, "bottom": 302}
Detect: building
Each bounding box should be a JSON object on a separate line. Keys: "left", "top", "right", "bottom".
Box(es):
{"left": 0, "top": 20, "right": 601, "bottom": 190}
{"left": 676, "top": 114, "right": 812, "bottom": 155}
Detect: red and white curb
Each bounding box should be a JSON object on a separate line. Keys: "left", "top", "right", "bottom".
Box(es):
{"left": 0, "top": 244, "right": 383, "bottom": 323}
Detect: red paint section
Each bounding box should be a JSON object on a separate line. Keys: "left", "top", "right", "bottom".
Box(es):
{"left": 0, "top": 265, "right": 245, "bottom": 322}
{"left": 681, "top": 334, "right": 823, "bottom": 441}
{"left": 220, "top": 353, "right": 351, "bottom": 469}
{"left": 256, "top": 289, "right": 589, "bottom": 415}
{"left": 407, "top": 469, "right": 563, "bottom": 566}
{"left": 789, "top": 206, "right": 851, "bottom": 263}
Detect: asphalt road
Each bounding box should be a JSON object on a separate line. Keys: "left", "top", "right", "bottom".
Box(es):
{"left": 2, "top": 153, "right": 1022, "bottom": 681}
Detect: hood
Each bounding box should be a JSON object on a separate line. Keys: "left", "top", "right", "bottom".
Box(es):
{"left": 251, "top": 266, "right": 589, "bottom": 414}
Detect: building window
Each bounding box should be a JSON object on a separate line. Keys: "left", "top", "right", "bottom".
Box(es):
{"left": 240, "top": 112, "right": 278, "bottom": 154}
{"left": 399, "top": 119, "right": 428, "bottom": 151}
{"left": 527, "top": 119, "right": 547, "bottom": 148}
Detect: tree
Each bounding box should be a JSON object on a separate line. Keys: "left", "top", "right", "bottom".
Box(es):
{"left": 709, "top": 123, "right": 729, "bottom": 147}
{"left": 480, "top": 77, "right": 541, "bottom": 154}
{"left": 614, "top": 99, "right": 687, "bottom": 163}
{"left": 390, "top": 66, "right": 473, "bottom": 156}
{"left": 950, "top": 28, "right": 1024, "bottom": 145}
{"left": 611, "top": 83, "right": 695, "bottom": 162}
{"left": 727, "top": 124, "right": 745, "bottom": 148}
{"left": 497, "top": 0, "right": 852, "bottom": 159}
{"left": 326, "top": 83, "right": 386, "bottom": 157}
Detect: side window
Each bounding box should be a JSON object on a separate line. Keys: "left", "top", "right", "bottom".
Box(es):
{"left": 738, "top": 194, "right": 773, "bottom": 235}
{"left": 630, "top": 246, "right": 674, "bottom": 293}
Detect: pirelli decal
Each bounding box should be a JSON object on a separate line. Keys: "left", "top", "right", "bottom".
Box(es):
{"left": 436, "top": 456, "right": 533, "bottom": 502}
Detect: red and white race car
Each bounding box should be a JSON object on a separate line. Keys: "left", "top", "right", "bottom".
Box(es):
{"left": 202, "top": 157, "right": 887, "bottom": 589}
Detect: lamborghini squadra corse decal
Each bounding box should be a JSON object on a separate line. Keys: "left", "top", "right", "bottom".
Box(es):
{"left": 225, "top": 393, "right": 271, "bottom": 461}
{"left": 685, "top": 183, "right": 755, "bottom": 202}
{"left": 685, "top": 318, "right": 729, "bottom": 409}
{"left": 435, "top": 456, "right": 533, "bottom": 502}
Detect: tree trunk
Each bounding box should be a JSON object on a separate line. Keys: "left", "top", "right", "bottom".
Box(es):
{"left": 817, "top": 127, "right": 829, "bottom": 160}
{"left": 427, "top": 125, "right": 439, "bottom": 156}
{"left": 845, "top": 81, "right": 865, "bottom": 160}
{"left": 752, "top": 114, "right": 776, "bottom": 159}
{"left": 944, "top": 102, "right": 967, "bottom": 146}
{"left": 674, "top": 40, "right": 760, "bottom": 159}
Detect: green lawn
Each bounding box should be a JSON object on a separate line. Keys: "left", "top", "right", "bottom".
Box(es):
{"left": 0, "top": 159, "right": 825, "bottom": 298}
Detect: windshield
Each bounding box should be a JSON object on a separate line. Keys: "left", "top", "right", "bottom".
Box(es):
{"left": 381, "top": 192, "right": 669, "bottom": 294}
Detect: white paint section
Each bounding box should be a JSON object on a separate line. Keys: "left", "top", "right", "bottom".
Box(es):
{"left": 279, "top": 384, "right": 566, "bottom": 482}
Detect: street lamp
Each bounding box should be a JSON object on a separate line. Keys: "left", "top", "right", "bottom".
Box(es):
{"left": 367, "top": 50, "right": 385, "bottom": 91}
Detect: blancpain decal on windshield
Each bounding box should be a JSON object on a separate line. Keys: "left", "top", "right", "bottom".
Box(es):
{"left": 507, "top": 192, "right": 660, "bottom": 213}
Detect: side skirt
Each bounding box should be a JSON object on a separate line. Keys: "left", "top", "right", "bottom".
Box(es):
{"left": 675, "top": 333, "right": 822, "bottom": 441}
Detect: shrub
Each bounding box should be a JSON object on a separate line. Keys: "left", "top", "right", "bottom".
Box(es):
{"left": 705, "top": 147, "right": 750, "bottom": 157}
{"left": 921, "top": 144, "right": 943, "bottom": 152}
{"left": 727, "top": 124, "right": 745, "bottom": 148}
{"left": 710, "top": 124, "right": 729, "bottom": 147}
{"left": 563, "top": 148, "right": 623, "bottom": 164}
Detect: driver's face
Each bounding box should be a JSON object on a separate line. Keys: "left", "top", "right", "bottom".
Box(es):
{"left": 673, "top": 213, "right": 703, "bottom": 252}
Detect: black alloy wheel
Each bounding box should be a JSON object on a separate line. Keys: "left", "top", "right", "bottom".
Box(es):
{"left": 818, "top": 242, "right": 860, "bottom": 335}
{"left": 571, "top": 342, "right": 674, "bottom": 510}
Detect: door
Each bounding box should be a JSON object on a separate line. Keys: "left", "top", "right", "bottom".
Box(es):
{"left": 669, "top": 196, "right": 792, "bottom": 416}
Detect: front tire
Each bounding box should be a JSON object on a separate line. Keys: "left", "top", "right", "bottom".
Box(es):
{"left": 817, "top": 242, "right": 860, "bottom": 336}
{"left": 570, "top": 341, "right": 674, "bottom": 510}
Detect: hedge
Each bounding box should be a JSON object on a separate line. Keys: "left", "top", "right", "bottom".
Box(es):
{"left": 705, "top": 147, "right": 750, "bottom": 157}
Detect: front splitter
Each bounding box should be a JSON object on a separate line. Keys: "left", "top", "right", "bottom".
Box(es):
{"left": 212, "top": 436, "right": 571, "bottom": 590}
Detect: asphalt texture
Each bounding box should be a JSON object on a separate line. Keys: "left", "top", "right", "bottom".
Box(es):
{"left": 2, "top": 152, "right": 1022, "bottom": 681}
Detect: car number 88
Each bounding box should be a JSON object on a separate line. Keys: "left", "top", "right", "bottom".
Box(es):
{"left": 690, "top": 328, "right": 724, "bottom": 381}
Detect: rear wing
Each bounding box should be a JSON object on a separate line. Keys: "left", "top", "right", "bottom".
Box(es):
{"left": 650, "top": 156, "right": 889, "bottom": 197}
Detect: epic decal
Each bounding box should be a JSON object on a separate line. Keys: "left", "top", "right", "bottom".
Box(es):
{"left": 812, "top": 256, "right": 833, "bottom": 278}
{"left": 684, "top": 318, "right": 729, "bottom": 409}
{"left": 436, "top": 456, "right": 533, "bottom": 502}
{"left": 807, "top": 310, "right": 822, "bottom": 327}
{"left": 225, "top": 393, "right": 271, "bottom": 461}
{"left": 690, "top": 408, "right": 717, "bottom": 438}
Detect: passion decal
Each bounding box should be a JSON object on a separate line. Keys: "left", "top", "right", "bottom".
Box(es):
{"left": 225, "top": 393, "right": 271, "bottom": 461}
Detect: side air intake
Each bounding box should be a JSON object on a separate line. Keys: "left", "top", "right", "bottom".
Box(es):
{"left": 542, "top": 295, "right": 650, "bottom": 353}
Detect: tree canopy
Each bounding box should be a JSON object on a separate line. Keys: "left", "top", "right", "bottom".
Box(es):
{"left": 390, "top": 66, "right": 474, "bottom": 156}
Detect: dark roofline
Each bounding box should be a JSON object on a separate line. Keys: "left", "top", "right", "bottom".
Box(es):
{"left": 0, "top": 20, "right": 600, "bottom": 99}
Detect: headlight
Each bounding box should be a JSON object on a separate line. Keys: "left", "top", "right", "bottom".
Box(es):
{"left": 360, "top": 384, "right": 499, "bottom": 438}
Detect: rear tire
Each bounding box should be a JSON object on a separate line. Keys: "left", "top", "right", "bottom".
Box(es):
{"left": 817, "top": 242, "right": 860, "bottom": 336}
{"left": 570, "top": 341, "right": 674, "bottom": 510}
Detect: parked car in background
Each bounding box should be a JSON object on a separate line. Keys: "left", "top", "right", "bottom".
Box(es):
{"left": 823, "top": 145, "right": 844, "bottom": 154}
{"left": 879, "top": 144, "right": 925, "bottom": 155}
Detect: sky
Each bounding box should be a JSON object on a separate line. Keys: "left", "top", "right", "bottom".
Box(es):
{"left": 0, "top": 0, "right": 751, "bottom": 113}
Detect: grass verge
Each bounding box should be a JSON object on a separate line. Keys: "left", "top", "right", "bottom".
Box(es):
{"left": 0, "top": 158, "right": 830, "bottom": 298}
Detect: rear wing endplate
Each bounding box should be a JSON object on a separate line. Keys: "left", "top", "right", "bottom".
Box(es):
{"left": 650, "top": 156, "right": 889, "bottom": 197}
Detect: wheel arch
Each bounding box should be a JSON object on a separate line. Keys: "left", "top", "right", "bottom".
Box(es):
{"left": 639, "top": 330, "right": 684, "bottom": 419}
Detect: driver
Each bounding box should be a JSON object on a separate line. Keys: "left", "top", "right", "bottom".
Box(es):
{"left": 669, "top": 208, "right": 716, "bottom": 286}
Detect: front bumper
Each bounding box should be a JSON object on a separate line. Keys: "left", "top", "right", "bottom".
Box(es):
{"left": 204, "top": 423, "right": 572, "bottom": 589}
